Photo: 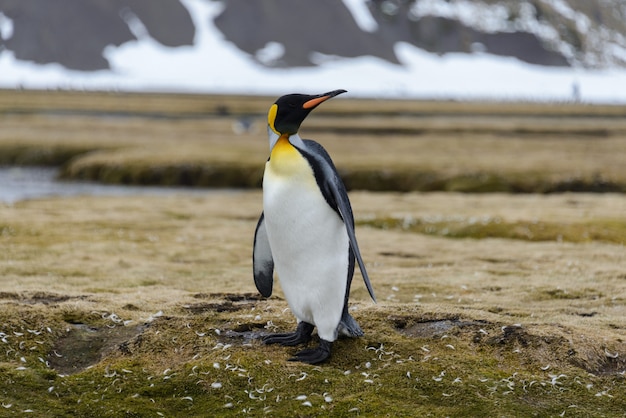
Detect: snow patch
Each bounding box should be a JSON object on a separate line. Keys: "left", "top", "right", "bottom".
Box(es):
{"left": 0, "top": 0, "right": 626, "bottom": 102}
{"left": 342, "top": 0, "right": 378, "bottom": 32}
{"left": 0, "top": 12, "right": 14, "bottom": 39}
{"left": 255, "top": 42, "right": 285, "bottom": 66}
{"left": 411, "top": 0, "right": 510, "bottom": 33}
{"left": 544, "top": 0, "right": 591, "bottom": 34}
{"left": 119, "top": 7, "right": 150, "bottom": 40}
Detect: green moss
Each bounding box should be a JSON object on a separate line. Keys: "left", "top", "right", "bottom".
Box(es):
{"left": 535, "top": 287, "right": 603, "bottom": 301}
{"left": 360, "top": 216, "right": 626, "bottom": 244}
{"left": 1, "top": 302, "right": 625, "bottom": 417}
{"left": 0, "top": 144, "right": 100, "bottom": 166}
{"left": 336, "top": 168, "right": 626, "bottom": 194}
{"left": 58, "top": 162, "right": 264, "bottom": 189}
{"left": 443, "top": 172, "right": 515, "bottom": 193}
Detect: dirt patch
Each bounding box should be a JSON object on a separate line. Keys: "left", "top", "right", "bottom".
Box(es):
{"left": 192, "top": 292, "right": 265, "bottom": 301}
{"left": 0, "top": 291, "right": 88, "bottom": 305}
{"left": 184, "top": 301, "right": 248, "bottom": 313}
{"left": 390, "top": 314, "right": 485, "bottom": 337}
{"left": 390, "top": 315, "right": 626, "bottom": 377}
{"left": 482, "top": 324, "right": 539, "bottom": 347}
{"left": 379, "top": 251, "right": 425, "bottom": 259}
{"left": 487, "top": 326, "right": 626, "bottom": 377}
{"left": 184, "top": 292, "right": 265, "bottom": 314}
{"left": 396, "top": 319, "right": 483, "bottom": 338}
{"left": 48, "top": 323, "right": 145, "bottom": 375}
{"left": 219, "top": 322, "right": 268, "bottom": 345}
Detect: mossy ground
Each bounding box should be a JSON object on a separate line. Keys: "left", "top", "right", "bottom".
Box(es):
{"left": 1, "top": 192, "right": 625, "bottom": 416}
{"left": 1, "top": 90, "right": 626, "bottom": 416}
{"left": 362, "top": 216, "right": 626, "bottom": 244}
{"left": 1, "top": 297, "right": 625, "bottom": 417}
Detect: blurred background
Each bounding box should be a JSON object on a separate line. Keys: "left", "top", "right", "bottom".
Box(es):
{"left": 2, "top": 0, "right": 626, "bottom": 201}
{"left": 1, "top": 0, "right": 626, "bottom": 102}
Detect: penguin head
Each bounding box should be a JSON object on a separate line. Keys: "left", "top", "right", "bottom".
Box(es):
{"left": 267, "top": 89, "right": 347, "bottom": 136}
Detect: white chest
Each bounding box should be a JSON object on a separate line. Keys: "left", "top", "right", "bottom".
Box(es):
{"left": 261, "top": 137, "right": 350, "bottom": 339}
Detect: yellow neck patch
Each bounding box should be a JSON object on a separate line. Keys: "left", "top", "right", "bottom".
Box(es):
{"left": 267, "top": 104, "right": 279, "bottom": 134}
{"left": 270, "top": 134, "right": 299, "bottom": 159}
{"left": 267, "top": 134, "right": 309, "bottom": 177}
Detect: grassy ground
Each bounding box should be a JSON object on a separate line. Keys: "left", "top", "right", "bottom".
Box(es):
{"left": 1, "top": 192, "right": 625, "bottom": 416}
{"left": 1, "top": 90, "right": 626, "bottom": 416}
{"left": 2, "top": 89, "right": 626, "bottom": 192}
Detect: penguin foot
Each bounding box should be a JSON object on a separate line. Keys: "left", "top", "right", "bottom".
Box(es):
{"left": 289, "top": 339, "right": 332, "bottom": 364}
{"left": 262, "top": 322, "right": 314, "bottom": 346}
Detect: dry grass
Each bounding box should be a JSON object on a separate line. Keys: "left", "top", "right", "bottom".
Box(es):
{"left": 1, "top": 90, "right": 626, "bottom": 415}
{"left": 3, "top": 88, "right": 626, "bottom": 117}
{"left": 1, "top": 192, "right": 625, "bottom": 416}
{"left": 2, "top": 89, "right": 626, "bottom": 192}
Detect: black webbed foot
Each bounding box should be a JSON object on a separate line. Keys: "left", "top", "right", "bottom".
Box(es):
{"left": 262, "top": 322, "right": 314, "bottom": 346}
{"left": 289, "top": 339, "right": 332, "bottom": 364}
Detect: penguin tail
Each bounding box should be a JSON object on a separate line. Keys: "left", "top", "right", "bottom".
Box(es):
{"left": 337, "top": 311, "right": 364, "bottom": 338}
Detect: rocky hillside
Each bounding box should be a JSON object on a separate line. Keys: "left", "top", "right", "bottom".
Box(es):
{"left": 0, "top": 0, "right": 625, "bottom": 72}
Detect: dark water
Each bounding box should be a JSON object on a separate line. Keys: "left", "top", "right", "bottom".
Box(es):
{"left": 0, "top": 167, "right": 214, "bottom": 204}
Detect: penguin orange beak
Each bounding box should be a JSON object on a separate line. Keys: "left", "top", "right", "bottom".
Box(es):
{"left": 303, "top": 89, "right": 347, "bottom": 109}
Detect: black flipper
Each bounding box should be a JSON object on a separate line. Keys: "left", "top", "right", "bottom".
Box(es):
{"left": 330, "top": 183, "right": 376, "bottom": 302}
{"left": 262, "top": 322, "right": 314, "bottom": 346}
{"left": 253, "top": 212, "right": 274, "bottom": 297}
{"left": 298, "top": 140, "right": 376, "bottom": 303}
{"left": 289, "top": 339, "right": 333, "bottom": 364}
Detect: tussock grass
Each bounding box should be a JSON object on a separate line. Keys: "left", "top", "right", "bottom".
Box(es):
{"left": 2, "top": 89, "right": 626, "bottom": 193}
{"left": 1, "top": 192, "right": 625, "bottom": 416}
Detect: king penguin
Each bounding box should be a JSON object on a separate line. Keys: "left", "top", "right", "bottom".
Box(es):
{"left": 253, "top": 89, "right": 376, "bottom": 364}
